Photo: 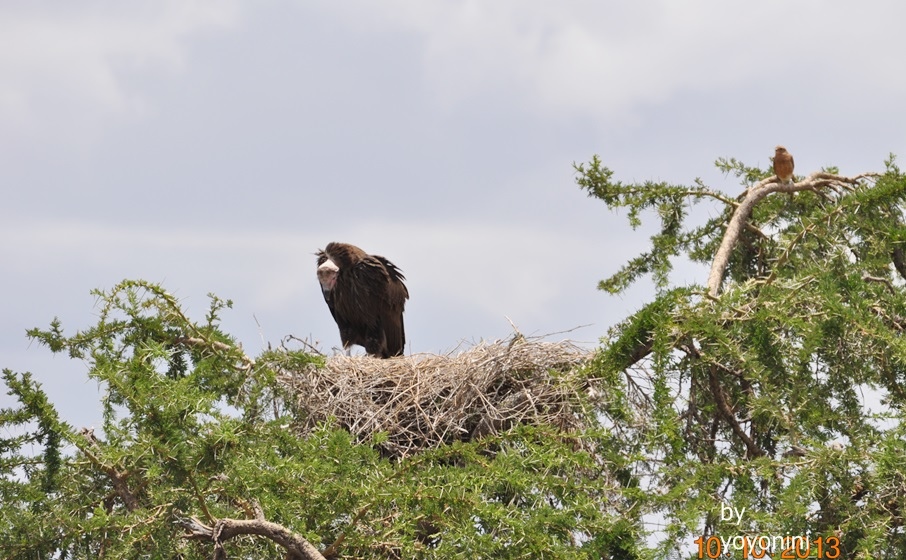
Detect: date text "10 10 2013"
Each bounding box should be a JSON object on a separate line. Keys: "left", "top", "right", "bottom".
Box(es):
{"left": 693, "top": 535, "right": 840, "bottom": 559}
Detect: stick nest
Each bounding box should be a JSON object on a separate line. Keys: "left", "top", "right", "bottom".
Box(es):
{"left": 276, "top": 336, "right": 594, "bottom": 458}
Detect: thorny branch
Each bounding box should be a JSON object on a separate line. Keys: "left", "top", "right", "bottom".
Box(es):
{"left": 175, "top": 336, "right": 256, "bottom": 371}
{"left": 864, "top": 274, "right": 897, "bottom": 295}
{"left": 78, "top": 428, "right": 141, "bottom": 512}
{"left": 707, "top": 364, "right": 764, "bottom": 459}
{"left": 684, "top": 340, "right": 765, "bottom": 459}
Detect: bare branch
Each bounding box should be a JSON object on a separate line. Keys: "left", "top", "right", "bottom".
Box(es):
{"left": 177, "top": 507, "right": 327, "bottom": 560}
{"left": 283, "top": 334, "right": 326, "bottom": 356}
{"left": 707, "top": 171, "right": 879, "bottom": 296}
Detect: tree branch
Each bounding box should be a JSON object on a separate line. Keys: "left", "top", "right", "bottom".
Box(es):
{"left": 177, "top": 506, "right": 327, "bottom": 560}
{"left": 863, "top": 274, "right": 896, "bottom": 295}
{"left": 707, "top": 365, "right": 764, "bottom": 459}
{"left": 174, "top": 336, "right": 256, "bottom": 370}
{"left": 707, "top": 171, "right": 879, "bottom": 296}
{"left": 78, "top": 428, "right": 141, "bottom": 512}
{"left": 321, "top": 503, "right": 371, "bottom": 558}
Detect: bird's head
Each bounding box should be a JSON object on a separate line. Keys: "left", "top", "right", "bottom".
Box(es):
{"left": 316, "top": 242, "right": 366, "bottom": 292}
{"left": 775, "top": 145, "right": 788, "bottom": 155}
{"left": 316, "top": 250, "right": 339, "bottom": 292}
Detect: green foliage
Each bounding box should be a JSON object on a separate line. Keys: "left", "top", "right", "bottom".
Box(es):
{"left": 578, "top": 152, "right": 906, "bottom": 556}
{"left": 5, "top": 152, "right": 905, "bottom": 558}
{"left": 0, "top": 279, "right": 642, "bottom": 559}
{"left": 574, "top": 155, "right": 736, "bottom": 294}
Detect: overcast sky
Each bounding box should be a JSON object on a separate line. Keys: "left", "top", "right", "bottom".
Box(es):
{"left": 3, "top": 1, "right": 906, "bottom": 430}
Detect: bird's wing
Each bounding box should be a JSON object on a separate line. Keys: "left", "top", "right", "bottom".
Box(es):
{"left": 373, "top": 256, "right": 409, "bottom": 302}
{"left": 339, "top": 256, "right": 392, "bottom": 325}
{"left": 371, "top": 256, "right": 407, "bottom": 357}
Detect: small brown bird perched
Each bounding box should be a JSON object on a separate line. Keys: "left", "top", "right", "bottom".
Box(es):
{"left": 772, "top": 145, "right": 795, "bottom": 184}
{"left": 316, "top": 242, "right": 409, "bottom": 358}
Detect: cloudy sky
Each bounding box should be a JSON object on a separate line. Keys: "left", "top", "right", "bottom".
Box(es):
{"left": 3, "top": 1, "right": 905, "bottom": 429}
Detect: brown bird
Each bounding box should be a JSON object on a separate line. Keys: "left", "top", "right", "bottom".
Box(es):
{"left": 772, "top": 145, "right": 795, "bottom": 184}
{"left": 316, "top": 242, "right": 409, "bottom": 358}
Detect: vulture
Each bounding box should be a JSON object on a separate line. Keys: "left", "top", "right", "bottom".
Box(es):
{"left": 316, "top": 242, "right": 409, "bottom": 358}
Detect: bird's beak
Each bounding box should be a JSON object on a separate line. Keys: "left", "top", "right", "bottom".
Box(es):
{"left": 317, "top": 259, "right": 339, "bottom": 291}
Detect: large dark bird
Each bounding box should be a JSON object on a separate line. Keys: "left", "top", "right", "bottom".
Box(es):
{"left": 316, "top": 242, "right": 409, "bottom": 358}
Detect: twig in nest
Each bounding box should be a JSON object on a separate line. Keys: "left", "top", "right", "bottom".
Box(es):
{"left": 283, "top": 334, "right": 325, "bottom": 356}
{"left": 272, "top": 336, "right": 592, "bottom": 457}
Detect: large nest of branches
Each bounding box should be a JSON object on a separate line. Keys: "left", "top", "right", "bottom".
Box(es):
{"left": 276, "top": 336, "right": 594, "bottom": 458}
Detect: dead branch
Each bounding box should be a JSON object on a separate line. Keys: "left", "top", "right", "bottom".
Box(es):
{"left": 707, "top": 171, "right": 879, "bottom": 297}
{"left": 177, "top": 506, "right": 326, "bottom": 560}
{"left": 283, "top": 334, "right": 326, "bottom": 356}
